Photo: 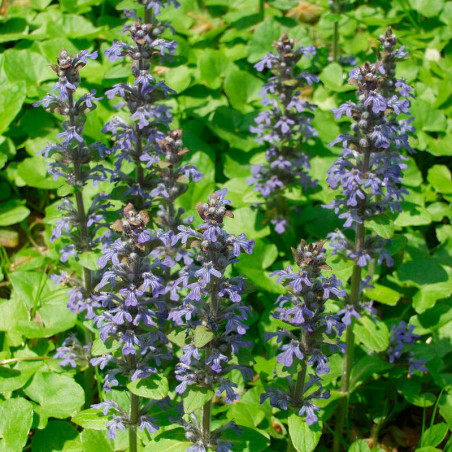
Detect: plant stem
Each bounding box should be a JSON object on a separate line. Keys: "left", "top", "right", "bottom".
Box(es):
{"left": 333, "top": 148, "right": 370, "bottom": 452}
{"left": 333, "top": 20, "right": 339, "bottom": 62}
{"left": 258, "top": 0, "right": 265, "bottom": 21}
{"left": 202, "top": 398, "right": 212, "bottom": 444}
{"left": 129, "top": 355, "right": 139, "bottom": 452}
{"left": 288, "top": 363, "right": 308, "bottom": 452}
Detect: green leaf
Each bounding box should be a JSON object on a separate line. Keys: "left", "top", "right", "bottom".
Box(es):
{"left": 0, "top": 397, "right": 33, "bottom": 451}
{"left": 247, "top": 18, "right": 282, "bottom": 62}
{"left": 81, "top": 429, "right": 114, "bottom": 452}
{"left": 221, "top": 426, "right": 270, "bottom": 452}
{"left": 79, "top": 252, "right": 100, "bottom": 271}
{"left": 288, "top": 414, "right": 322, "bottom": 452}
{"left": 427, "top": 165, "right": 452, "bottom": 194}
{"left": 0, "top": 81, "right": 26, "bottom": 134}
{"left": 395, "top": 203, "right": 432, "bottom": 227}
{"left": 197, "top": 49, "right": 232, "bottom": 89}
{"left": 409, "top": 0, "right": 444, "bottom": 17}
{"left": 31, "top": 420, "right": 79, "bottom": 452}
{"left": 364, "top": 284, "right": 400, "bottom": 306}
{"left": 224, "top": 70, "right": 261, "bottom": 112}
{"left": 348, "top": 439, "right": 371, "bottom": 452}
{"left": 91, "top": 336, "right": 121, "bottom": 356}
{"left": 183, "top": 387, "right": 213, "bottom": 413}
{"left": 367, "top": 216, "right": 394, "bottom": 239}
{"left": 23, "top": 372, "right": 85, "bottom": 420}
{"left": 72, "top": 409, "right": 108, "bottom": 431}
{"left": 319, "top": 63, "right": 345, "bottom": 91}
{"left": 0, "top": 200, "right": 30, "bottom": 226}
{"left": 422, "top": 423, "right": 449, "bottom": 448}
{"left": 439, "top": 391, "right": 452, "bottom": 427}
{"left": 145, "top": 437, "right": 191, "bottom": 452}
{"left": 223, "top": 207, "right": 270, "bottom": 239}
{"left": 127, "top": 375, "right": 169, "bottom": 400}
{"left": 400, "top": 379, "right": 436, "bottom": 408}
{"left": 397, "top": 258, "right": 449, "bottom": 287}
{"left": 17, "top": 157, "right": 62, "bottom": 189}
{"left": 411, "top": 99, "right": 447, "bottom": 133}
{"left": 193, "top": 325, "right": 214, "bottom": 348}
{"left": 350, "top": 356, "right": 391, "bottom": 390}
{"left": 354, "top": 316, "right": 389, "bottom": 352}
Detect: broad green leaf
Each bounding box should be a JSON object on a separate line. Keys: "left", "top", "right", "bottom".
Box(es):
{"left": 319, "top": 63, "right": 345, "bottom": 91}
{"left": 0, "top": 81, "right": 26, "bottom": 134}
{"left": 0, "top": 360, "right": 43, "bottom": 394}
{"left": 183, "top": 387, "right": 213, "bottom": 413}
{"left": 0, "top": 200, "right": 30, "bottom": 226}
{"left": 367, "top": 216, "right": 394, "bottom": 239}
{"left": 197, "top": 49, "right": 231, "bottom": 89}
{"left": 288, "top": 414, "right": 322, "bottom": 452}
{"left": 400, "top": 379, "right": 435, "bottom": 408}
{"left": 348, "top": 440, "right": 371, "bottom": 452}
{"left": 17, "top": 157, "right": 62, "bottom": 189}
{"left": 193, "top": 325, "right": 214, "bottom": 348}
{"left": 354, "top": 317, "right": 389, "bottom": 352}
{"left": 145, "top": 438, "right": 191, "bottom": 452}
{"left": 91, "top": 336, "right": 121, "bottom": 356}
{"left": 127, "top": 375, "right": 169, "bottom": 400}
{"left": 0, "top": 397, "right": 33, "bottom": 451}
{"left": 422, "top": 423, "right": 449, "bottom": 448}
{"left": 409, "top": 0, "right": 445, "bottom": 17}
{"left": 439, "top": 391, "right": 452, "bottom": 427}
{"left": 224, "top": 69, "right": 261, "bottom": 112}
{"left": 223, "top": 207, "right": 270, "bottom": 239}
{"left": 395, "top": 203, "right": 432, "bottom": 227}
{"left": 364, "top": 284, "right": 400, "bottom": 306}
{"left": 427, "top": 165, "right": 452, "bottom": 194}
{"left": 396, "top": 258, "right": 449, "bottom": 287}
{"left": 350, "top": 356, "right": 391, "bottom": 390}
{"left": 31, "top": 420, "right": 79, "bottom": 452}
{"left": 222, "top": 426, "right": 270, "bottom": 452}
{"left": 81, "top": 429, "right": 114, "bottom": 452}
{"left": 247, "top": 18, "right": 282, "bottom": 62}
{"left": 23, "top": 372, "right": 85, "bottom": 420}
{"left": 72, "top": 409, "right": 108, "bottom": 431}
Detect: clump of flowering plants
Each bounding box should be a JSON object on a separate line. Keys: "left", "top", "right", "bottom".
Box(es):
{"left": 167, "top": 188, "right": 255, "bottom": 452}
{"left": 248, "top": 33, "right": 318, "bottom": 234}
{"left": 261, "top": 240, "right": 345, "bottom": 450}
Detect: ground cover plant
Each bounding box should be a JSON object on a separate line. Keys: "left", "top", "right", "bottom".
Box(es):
{"left": 0, "top": 0, "right": 452, "bottom": 451}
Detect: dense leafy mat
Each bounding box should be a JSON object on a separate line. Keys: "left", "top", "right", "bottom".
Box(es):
{"left": 0, "top": 0, "right": 452, "bottom": 451}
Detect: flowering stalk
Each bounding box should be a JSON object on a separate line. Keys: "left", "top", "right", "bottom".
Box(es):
{"left": 103, "top": 0, "right": 179, "bottom": 206}
{"left": 34, "top": 49, "right": 110, "bottom": 404}
{"left": 323, "top": 28, "right": 415, "bottom": 450}
{"left": 249, "top": 34, "right": 318, "bottom": 234}
{"left": 168, "top": 188, "right": 255, "bottom": 452}
{"left": 328, "top": 0, "right": 345, "bottom": 62}
{"left": 261, "top": 241, "right": 345, "bottom": 449}
{"left": 91, "top": 203, "right": 172, "bottom": 451}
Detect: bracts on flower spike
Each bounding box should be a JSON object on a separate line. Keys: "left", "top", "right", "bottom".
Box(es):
{"left": 168, "top": 188, "right": 255, "bottom": 452}
{"left": 90, "top": 203, "right": 172, "bottom": 451}
{"left": 248, "top": 33, "right": 319, "bottom": 234}
{"left": 261, "top": 240, "right": 345, "bottom": 442}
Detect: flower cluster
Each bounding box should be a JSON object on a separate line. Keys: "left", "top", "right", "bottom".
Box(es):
{"left": 90, "top": 203, "right": 171, "bottom": 438}
{"left": 103, "top": 1, "right": 179, "bottom": 203}
{"left": 262, "top": 240, "right": 346, "bottom": 425}
{"left": 324, "top": 27, "right": 415, "bottom": 268}
{"left": 168, "top": 188, "right": 255, "bottom": 451}
{"left": 248, "top": 33, "right": 318, "bottom": 234}
{"left": 387, "top": 321, "right": 427, "bottom": 376}
{"left": 147, "top": 129, "right": 203, "bottom": 232}
{"left": 35, "top": 49, "right": 110, "bottom": 318}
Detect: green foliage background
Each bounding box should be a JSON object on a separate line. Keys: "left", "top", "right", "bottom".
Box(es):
{"left": 0, "top": 0, "right": 452, "bottom": 451}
